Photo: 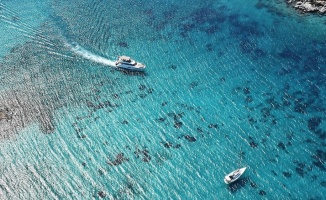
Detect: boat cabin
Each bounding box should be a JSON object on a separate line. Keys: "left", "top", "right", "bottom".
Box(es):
{"left": 119, "top": 56, "right": 132, "bottom": 62}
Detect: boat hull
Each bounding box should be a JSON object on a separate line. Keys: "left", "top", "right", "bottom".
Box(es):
{"left": 224, "top": 167, "right": 247, "bottom": 184}
{"left": 116, "top": 63, "right": 145, "bottom": 72}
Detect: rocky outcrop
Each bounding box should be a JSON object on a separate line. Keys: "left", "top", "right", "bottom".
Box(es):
{"left": 0, "top": 108, "right": 12, "bottom": 120}
{"left": 287, "top": 0, "right": 326, "bottom": 14}
{"left": 0, "top": 112, "right": 7, "bottom": 120}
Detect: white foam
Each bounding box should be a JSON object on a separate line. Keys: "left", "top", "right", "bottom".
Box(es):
{"left": 67, "top": 42, "right": 116, "bottom": 67}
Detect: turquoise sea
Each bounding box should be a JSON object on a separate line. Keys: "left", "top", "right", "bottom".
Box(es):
{"left": 0, "top": 0, "right": 326, "bottom": 199}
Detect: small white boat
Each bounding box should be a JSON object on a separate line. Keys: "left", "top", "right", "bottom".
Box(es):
{"left": 115, "top": 56, "right": 146, "bottom": 71}
{"left": 224, "top": 167, "right": 247, "bottom": 184}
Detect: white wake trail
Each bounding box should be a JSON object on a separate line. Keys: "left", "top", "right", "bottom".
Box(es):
{"left": 67, "top": 42, "right": 116, "bottom": 67}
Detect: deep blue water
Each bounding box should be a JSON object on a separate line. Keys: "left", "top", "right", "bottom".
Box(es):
{"left": 0, "top": 0, "right": 326, "bottom": 199}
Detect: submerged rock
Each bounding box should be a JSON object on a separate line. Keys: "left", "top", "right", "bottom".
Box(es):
{"left": 156, "top": 117, "right": 166, "bottom": 122}
{"left": 312, "top": 149, "right": 326, "bottom": 171}
{"left": 118, "top": 41, "right": 128, "bottom": 48}
{"left": 250, "top": 182, "right": 258, "bottom": 188}
{"left": 164, "top": 142, "right": 173, "bottom": 148}
{"left": 208, "top": 124, "right": 218, "bottom": 129}
{"left": 184, "top": 135, "right": 197, "bottom": 142}
{"left": 321, "top": 181, "right": 326, "bottom": 187}
{"left": 121, "top": 120, "right": 129, "bottom": 124}
{"left": 139, "top": 84, "right": 146, "bottom": 90}
{"left": 107, "top": 153, "right": 129, "bottom": 166}
{"left": 283, "top": 172, "right": 292, "bottom": 178}
{"left": 168, "top": 65, "right": 177, "bottom": 70}
{"left": 308, "top": 117, "right": 322, "bottom": 132}
{"left": 134, "top": 148, "right": 151, "bottom": 162}
{"left": 249, "top": 141, "right": 258, "bottom": 148}
{"left": 0, "top": 110, "right": 11, "bottom": 120}
{"left": 277, "top": 142, "right": 286, "bottom": 150}
{"left": 98, "top": 190, "right": 107, "bottom": 198}
{"left": 174, "top": 121, "right": 183, "bottom": 128}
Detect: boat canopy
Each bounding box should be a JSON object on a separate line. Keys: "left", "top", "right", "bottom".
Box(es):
{"left": 119, "top": 55, "right": 131, "bottom": 61}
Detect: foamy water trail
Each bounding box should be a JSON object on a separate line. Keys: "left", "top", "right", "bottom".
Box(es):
{"left": 1, "top": 2, "right": 116, "bottom": 66}
{"left": 66, "top": 42, "right": 116, "bottom": 67}
{"left": 0, "top": 2, "right": 75, "bottom": 59}
{"left": 0, "top": 3, "right": 52, "bottom": 45}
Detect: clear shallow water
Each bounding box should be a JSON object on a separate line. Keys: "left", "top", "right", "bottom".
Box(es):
{"left": 0, "top": 0, "right": 326, "bottom": 199}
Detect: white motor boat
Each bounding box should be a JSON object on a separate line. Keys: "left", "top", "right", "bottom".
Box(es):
{"left": 115, "top": 56, "right": 146, "bottom": 71}
{"left": 224, "top": 167, "right": 247, "bottom": 184}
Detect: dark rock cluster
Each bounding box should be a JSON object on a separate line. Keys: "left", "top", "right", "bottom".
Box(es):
{"left": 134, "top": 148, "right": 151, "bottom": 162}
{"left": 107, "top": 153, "right": 129, "bottom": 166}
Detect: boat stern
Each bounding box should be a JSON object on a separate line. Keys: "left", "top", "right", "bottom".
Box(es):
{"left": 224, "top": 177, "right": 231, "bottom": 184}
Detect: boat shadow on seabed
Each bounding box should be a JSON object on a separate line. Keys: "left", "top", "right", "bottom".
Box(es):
{"left": 227, "top": 176, "right": 251, "bottom": 193}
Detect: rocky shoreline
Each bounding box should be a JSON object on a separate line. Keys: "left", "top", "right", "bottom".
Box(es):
{"left": 287, "top": 0, "right": 326, "bottom": 14}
